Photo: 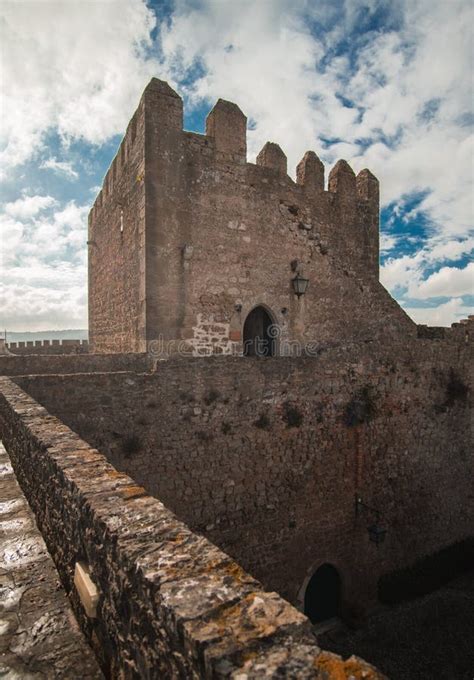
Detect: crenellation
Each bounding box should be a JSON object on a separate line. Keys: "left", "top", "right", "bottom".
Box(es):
{"left": 356, "top": 168, "right": 379, "bottom": 205}
{"left": 86, "top": 78, "right": 428, "bottom": 355}
{"left": 256, "top": 141, "right": 288, "bottom": 175}
{"left": 206, "top": 98, "right": 247, "bottom": 161}
{"left": 143, "top": 76, "right": 183, "bottom": 131}
{"left": 328, "top": 159, "right": 357, "bottom": 202}
{"left": 296, "top": 150, "right": 325, "bottom": 196}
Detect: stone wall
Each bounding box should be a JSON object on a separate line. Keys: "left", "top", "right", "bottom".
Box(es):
{"left": 89, "top": 78, "right": 416, "bottom": 355}
{"left": 15, "top": 331, "right": 473, "bottom": 615}
{"left": 0, "top": 377, "right": 386, "bottom": 679}
{"left": 0, "top": 352, "right": 152, "bottom": 377}
{"left": 0, "top": 442, "right": 102, "bottom": 678}
{"left": 6, "top": 339, "right": 89, "bottom": 355}
{"left": 88, "top": 88, "right": 147, "bottom": 353}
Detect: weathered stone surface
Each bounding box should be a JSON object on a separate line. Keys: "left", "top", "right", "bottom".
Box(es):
{"left": 0, "top": 351, "right": 152, "bottom": 377}
{"left": 13, "top": 325, "right": 473, "bottom": 617}
{"left": 0, "top": 442, "right": 103, "bottom": 679}
{"left": 0, "top": 379, "right": 388, "bottom": 679}
{"left": 88, "top": 78, "right": 410, "bottom": 354}
{"left": 5, "top": 339, "right": 89, "bottom": 355}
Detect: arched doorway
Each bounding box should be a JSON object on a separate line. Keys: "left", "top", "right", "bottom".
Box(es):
{"left": 304, "top": 563, "right": 341, "bottom": 624}
{"left": 243, "top": 306, "right": 276, "bottom": 357}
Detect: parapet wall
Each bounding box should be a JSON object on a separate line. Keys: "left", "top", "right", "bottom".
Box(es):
{"left": 6, "top": 339, "right": 88, "bottom": 355}
{"left": 0, "top": 442, "right": 102, "bottom": 678}
{"left": 0, "top": 352, "right": 152, "bottom": 377}
{"left": 0, "top": 377, "right": 386, "bottom": 679}
{"left": 15, "top": 334, "right": 473, "bottom": 613}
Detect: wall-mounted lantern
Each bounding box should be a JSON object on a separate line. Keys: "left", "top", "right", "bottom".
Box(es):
{"left": 292, "top": 272, "right": 309, "bottom": 298}
{"left": 355, "top": 495, "right": 387, "bottom": 547}
{"left": 367, "top": 523, "right": 387, "bottom": 546}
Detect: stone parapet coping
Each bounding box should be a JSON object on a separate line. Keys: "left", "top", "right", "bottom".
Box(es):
{"left": 0, "top": 376, "right": 386, "bottom": 679}
{"left": 0, "top": 441, "right": 103, "bottom": 678}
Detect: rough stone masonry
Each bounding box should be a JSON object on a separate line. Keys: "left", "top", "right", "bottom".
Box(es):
{"left": 84, "top": 76, "right": 473, "bottom": 614}
{"left": 88, "top": 78, "right": 413, "bottom": 355}
{"left": 0, "top": 78, "right": 472, "bottom": 678}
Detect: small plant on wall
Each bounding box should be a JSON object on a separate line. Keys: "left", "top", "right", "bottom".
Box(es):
{"left": 254, "top": 412, "right": 271, "bottom": 429}
{"left": 344, "top": 386, "right": 376, "bottom": 427}
{"left": 121, "top": 433, "right": 141, "bottom": 458}
{"left": 203, "top": 388, "right": 221, "bottom": 405}
{"left": 196, "top": 430, "right": 214, "bottom": 442}
{"left": 282, "top": 401, "right": 303, "bottom": 428}
{"left": 221, "top": 421, "right": 232, "bottom": 435}
{"left": 444, "top": 369, "right": 469, "bottom": 408}
{"left": 434, "top": 368, "right": 470, "bottom": 413}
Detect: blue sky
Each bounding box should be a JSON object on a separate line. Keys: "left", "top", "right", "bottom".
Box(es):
{"left": 1, "top": 0, "right": 472, "bottom": 331}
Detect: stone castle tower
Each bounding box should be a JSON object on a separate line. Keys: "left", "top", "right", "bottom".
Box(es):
{"left": 88, "top": 78, "right": 414, "bottom": 354}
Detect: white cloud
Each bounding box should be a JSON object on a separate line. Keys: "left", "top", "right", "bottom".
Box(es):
{"left": 381, "top": 236, "right": 474, "bottom": 298}
{"left": 0, "top": 0, "right": 160, "bottom": 172}
{"left": 380, "top": 233, "right": 399, "bottom": 253}
{"left": 0, "top": 199, "right": 88, "bottom": 331}
{"left": 160, "top": 0, "right": 473, "bottom": 276}
{"left": 403, "top": 298, "right": 472, "bottom": 327}
{"left": 0, "top": 282, "right": 87, "bottom": 331}
{"left": 411, "top": 262, "right": 474, "bottom": 299}
{"left": 4, "top": 195, "right": 58, "bottom": 219}
{"left": 1, "top": 0, "right": 472, "bottom": 329}
{"left": 39, "top": 158, "right": 79, "bottom": 180}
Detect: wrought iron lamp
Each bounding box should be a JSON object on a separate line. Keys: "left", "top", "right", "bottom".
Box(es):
{"left": 292, "top": 272, "right": 309, "bottom": 298}
{"left": 355, "top": 495, "right": 387, "bottom": 547}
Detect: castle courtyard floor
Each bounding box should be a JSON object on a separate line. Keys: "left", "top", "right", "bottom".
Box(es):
{"left": 319, "top": 569, "right": 474, "bottom": 680}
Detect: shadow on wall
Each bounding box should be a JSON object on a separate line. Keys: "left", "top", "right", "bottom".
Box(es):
{"left": 378, "top": 538, "right": 474, "bottom": 605}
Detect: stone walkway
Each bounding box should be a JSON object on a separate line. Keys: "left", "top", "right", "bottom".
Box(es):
{"left": 0, "top": 442, "right": 102, "bottom": 679}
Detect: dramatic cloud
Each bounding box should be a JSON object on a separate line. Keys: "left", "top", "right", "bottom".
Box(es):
{"left": 380, "top": 236, "right": 474, "bottom": 295}
{"left": 158, "top": 0, "right": 472, "bottom": 325}
{"left": 413, "top": 263, "right": 474, "bottom": 300}
{"left": 0, "top": 0, "right": 472, "bottom": 330}
{"left": 0, "top": 0, "right": 159, "bottom": 173}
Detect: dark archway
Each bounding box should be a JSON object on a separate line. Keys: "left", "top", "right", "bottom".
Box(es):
{"left": 304, "top": 563, "right": 341, "bottom": 624}
{"left": 243, "top": 306, "right": 276, "bottom": 357}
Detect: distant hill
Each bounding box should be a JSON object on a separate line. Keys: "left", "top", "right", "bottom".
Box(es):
{"left": 3, "top": 329, "right": 88, "bottom": 343}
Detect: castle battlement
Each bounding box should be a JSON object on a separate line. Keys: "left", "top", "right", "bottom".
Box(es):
{"left": 91, "top": 79, "right": 379, "bottom": 238}
{"left": 87, "top": 78, "right": 413, "bottom": 355}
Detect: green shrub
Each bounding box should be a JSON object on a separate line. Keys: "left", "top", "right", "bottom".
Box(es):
{"left": 344, "top": 386, "right": 376, "bottom": 427}
{"left": 121, "top": 434, "right": 141, "bottom": 458}
{"left": 445, "top": 369, "right": 469, "bottom": 407}
{"left": 204, "top": 388, "right": 220, "bottom": 405}
{"left": 282, "top": 401, "right": 303, "bottom": 428}
{"left": 179, "top": 391, "right": 195, "bottom": 403}
{"left": 254, "top": 413, "right": 271, "bottom": 429}
{"left": 196, "top": 430, "right": 213, "bottom": 442}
